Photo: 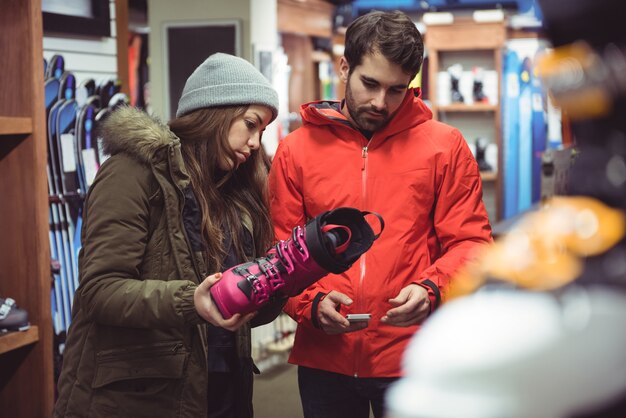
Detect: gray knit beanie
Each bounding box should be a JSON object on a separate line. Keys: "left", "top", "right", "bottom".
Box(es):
{"left": 176, "top": 52, "right": 279, "bottom": 120}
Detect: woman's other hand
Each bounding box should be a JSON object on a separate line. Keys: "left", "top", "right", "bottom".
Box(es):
{"left": 194, "top": 273, "right": 255, "bottom": 331}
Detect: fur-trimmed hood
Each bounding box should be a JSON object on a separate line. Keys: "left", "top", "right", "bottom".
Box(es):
{"left": 99, "top": 106, "right": 180, "bottom": 164}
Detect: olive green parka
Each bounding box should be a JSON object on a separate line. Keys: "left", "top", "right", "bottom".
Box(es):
{"left": 54, "top": 107, "right": 280, "bottom": 418}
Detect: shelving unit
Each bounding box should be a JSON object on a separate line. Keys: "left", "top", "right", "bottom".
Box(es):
{"left": 437, "top": 103, "right": 498, "bottom": 113}
{"left": 0, "top": 117, "right": 34, "bottom": 136}
{"left": 278, "top": 0, "right": 335, "bottom": 129}
{"left": 0, "top": 0, "right": 54, "bottom": 416}
{"left": 425, "top": 18, "right": 505, "bottom": 221}
{"left": 0, "top": 326, "right": 40, "bottom": 355}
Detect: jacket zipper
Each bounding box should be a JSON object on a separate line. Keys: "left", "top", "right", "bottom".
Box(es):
{"left": 167, "top": 148, "right": 209, "bottom": 364}
{"left": 359, "top": 144, "right": 369, "bottom": 294}
{"left": 175, "top": 198, "right": 209, "bottom": 363}
{"left": 354, "top": 143, "right": 370, "bottom": 377}
{"left": 97, "top": 341, "right": 186, "bottom": 361}
{"left": 163, "top": 147, "right": 204, "bottom": 283}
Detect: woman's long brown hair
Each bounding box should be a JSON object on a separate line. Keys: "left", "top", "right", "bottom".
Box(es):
{"left": 168, "top": 106, "right": 274, "bottom": 272}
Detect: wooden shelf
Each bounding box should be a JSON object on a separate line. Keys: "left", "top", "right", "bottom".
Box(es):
{"left": 425, "top": 18, "right": 506, "bottom": 50}
{"left": 311, "top": 50, "right": 331, "bottom": 63}
{"left": 437, "top": 103, "right": 498, "bottom": 113}
{"left": 0, "top": 326, "right": 39, "bottom": 355}
{"left": 278, "top": 0, "right": 334, "bottom": 38}
{"left": 1, "top": 0, "right": 55, "bottom": 415}
{"left": 508, "top": 27, "right": 544, "bottom": 40}
{"left": 0, "top": 116, "right": 33, "bottom": 135}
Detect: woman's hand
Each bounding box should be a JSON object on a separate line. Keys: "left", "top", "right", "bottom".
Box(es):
{"left": 194, "top": 273, "right": 255, "bottom": 331}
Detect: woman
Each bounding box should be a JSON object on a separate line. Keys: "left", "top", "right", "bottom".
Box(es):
{"left": 54, "top": 53, "right": 283, "bottom": 418}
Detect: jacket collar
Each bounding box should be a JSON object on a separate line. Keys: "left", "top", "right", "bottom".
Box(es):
{"left": 300, "top": 88, "right": 433, "bottom": 140}
{"left": 99, "top": 106, "right": 180, "bottom": 164}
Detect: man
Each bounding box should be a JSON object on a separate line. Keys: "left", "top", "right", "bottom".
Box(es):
{"left": 268, "top": 10, "right": 492, "bottom": 418}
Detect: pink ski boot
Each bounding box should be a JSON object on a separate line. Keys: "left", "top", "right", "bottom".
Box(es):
{"left": 210, "top": 207, "right": 384, "bottom": 319}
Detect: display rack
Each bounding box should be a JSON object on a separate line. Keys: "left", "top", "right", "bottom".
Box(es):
{"left": 425, "top": 18, "right": 505, "bottom": 221}
{"left": 0, "top": 0, "right": 54, "bottom": 416}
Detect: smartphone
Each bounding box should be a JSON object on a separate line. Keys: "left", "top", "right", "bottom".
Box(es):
{"left": 346, "top": 313, "right": 371, "bottom": 322}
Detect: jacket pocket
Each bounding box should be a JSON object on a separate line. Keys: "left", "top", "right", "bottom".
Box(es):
{"left": 90, "top": 342, "right": 188, "bottom": 417}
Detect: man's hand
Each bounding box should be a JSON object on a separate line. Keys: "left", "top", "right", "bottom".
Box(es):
{"left": 317, "top": 291, "right": 368, "bottom": 335}
{"left": 194, "top": 273, "right": 255, "bottom": 331}
{"left": 380, "top": 284, "right": 430, "bottom": 327}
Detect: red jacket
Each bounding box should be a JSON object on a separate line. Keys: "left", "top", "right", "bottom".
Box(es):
{"left": 268, "top": 89, "right": 492, "bottom": 377}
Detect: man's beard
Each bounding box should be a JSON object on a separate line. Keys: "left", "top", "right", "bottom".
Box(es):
{"left": 345, "top": 81, "right": 390, "bottom": 132}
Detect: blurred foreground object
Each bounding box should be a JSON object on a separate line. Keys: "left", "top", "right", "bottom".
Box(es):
{"left": 386, "top": 287, "right": 626, "bottom": 418}
{"left": 449, "top": 196, "right": 625, "bottom": 299}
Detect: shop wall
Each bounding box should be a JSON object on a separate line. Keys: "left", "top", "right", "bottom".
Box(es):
{"left": 148, "top": 0, "right": 252, "bottom": 120}
{"left": 43, "top": 0, "right": 119, "bottom": 86}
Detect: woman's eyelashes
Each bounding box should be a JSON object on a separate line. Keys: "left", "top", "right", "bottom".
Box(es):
{"left": 245, "top": 119, "right": 257, "bottom": 130}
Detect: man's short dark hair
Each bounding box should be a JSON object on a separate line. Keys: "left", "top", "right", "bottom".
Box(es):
{"left": 344, "top": 10, "right": 424, "bottom": 79}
